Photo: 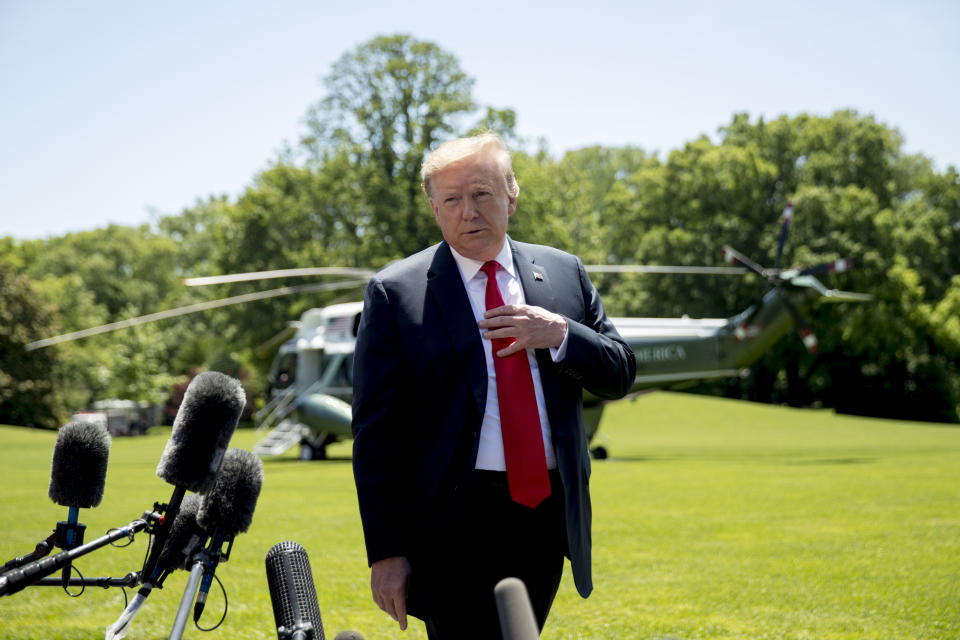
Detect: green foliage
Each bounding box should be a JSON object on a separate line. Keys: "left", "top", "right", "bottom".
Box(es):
{"left": 2, "top": 34, "right": 957, "bottom": 423}
{"left": 595, "top": 111, "right": 959, "bottom": 420}
{"left": 17, "top": 224, "right": 180, "bottom": 319}
{"left": 1, "top": 393, "right": 958, "bottom": 638}
{"left": 0, "top": 265, "right": 61, "bottom": 427}
{"left": 96, "top": 317, "right": 180, "bottom": 405}
{"left": 301, "top": 34, "right": 476, "bottom": 260}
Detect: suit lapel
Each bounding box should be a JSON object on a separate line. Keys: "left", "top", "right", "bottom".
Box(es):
{"left": 427, "top": 242, "right": 487, "bottom": 411}
{"left": 511, "top": 240, "right": 558, "bottom": 373}
{"left": 511, "top": 240, "right": 557, "bottom": 315}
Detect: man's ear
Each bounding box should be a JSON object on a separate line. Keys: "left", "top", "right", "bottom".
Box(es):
{"left": 507, "top": 194, "right": 517, "bottom": 217}
{"left": 429, "top": 199, "right": 440, "bottom": 224}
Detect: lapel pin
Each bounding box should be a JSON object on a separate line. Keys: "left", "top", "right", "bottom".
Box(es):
{"left": 533, "top": 271, "right": 544, "bottom": 281}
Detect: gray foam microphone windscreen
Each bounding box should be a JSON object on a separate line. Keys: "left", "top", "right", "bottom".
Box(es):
{"left": 48, "top": 421, "right": 111, "bottom": 509}
{"left": 157, "top": 493, "right": 205, "bottom": 570}
{"left": 197, "top": 448, "right": 263, "bottom": 536}
{"left": 156, "top": 371, "right": 246, "bottom": 492}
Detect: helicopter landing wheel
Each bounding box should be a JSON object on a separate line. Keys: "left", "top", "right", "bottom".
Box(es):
{"left": 299, "top": 440, "right": 329, "bottom": 461}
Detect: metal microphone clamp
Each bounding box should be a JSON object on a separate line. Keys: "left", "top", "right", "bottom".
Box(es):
{"left": 278, "top": 622, "right": 315, "bottom": 640}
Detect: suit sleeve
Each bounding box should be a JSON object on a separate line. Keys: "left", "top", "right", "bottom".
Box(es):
{"left": 555, "top": 258, "right": 636, "bottom": 399}
{"left": 351, "top": 277, "right": 412, "bottom": 565}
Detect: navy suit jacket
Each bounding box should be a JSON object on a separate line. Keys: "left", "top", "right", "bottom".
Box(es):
{"left": 351, "top": 238, "right": 636, "bottom": 598}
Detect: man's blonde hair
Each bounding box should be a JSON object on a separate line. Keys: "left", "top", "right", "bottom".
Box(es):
{"left": 421, "top": 132, "right": 519, "bottom": 200}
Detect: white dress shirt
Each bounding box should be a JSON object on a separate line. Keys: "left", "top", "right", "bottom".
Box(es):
{"left": 448, "top": 239, "right": 567, "bottom": 471}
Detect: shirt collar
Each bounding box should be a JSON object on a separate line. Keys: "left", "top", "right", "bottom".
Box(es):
{"left": 448, "top": 237, "right": 516, "bottom": 284}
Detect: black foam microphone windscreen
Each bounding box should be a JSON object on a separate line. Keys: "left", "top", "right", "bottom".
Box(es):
{"left": 156, "top": 371, "right": 246, "bottom": 492}
{"left": 157, "top": 493, "right": 205, "bottom": 571}
{"left": 494, "top": 577, "right": 540, "bottom": 640}
{"left": 197, "top": 448, "right": 263, "bottom": 536}
{"left": 265, "top": 541, "right": 325, "bottom": 640}
{"left": 48, "top": 421, "right": 111, "bottom": 509}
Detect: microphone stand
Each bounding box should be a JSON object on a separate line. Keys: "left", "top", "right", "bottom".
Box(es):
{"left": 33, "top": 572, "right": 140, "bottom": 588}
{"left": 168, "top": 560, "right": 206, "bottom": 640}
{"left": 0, "top": 512, "right": 159, "bottom": 597}
{"left": 140, "top": 487, "right": 186, "bottom": 582}
{"left": 168, "top": 533, "right": 232, "bottom": 640}
{"left": 0, "top": 532, "right": 57, "bottom": 575}
{"left": 2, "top": 516, "right": 89, "bottom": 588}
{"left": 105, "top": 568, "right": 176, "bottom": 640}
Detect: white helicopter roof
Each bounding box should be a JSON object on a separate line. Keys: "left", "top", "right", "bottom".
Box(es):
{"left": 293, "top": 305, "right": 727, "bottom": 351}
{"left": 611, "top": 316, "right": 728, "bottom": 339}
{"left": 295, "top": 302, "right": 364, "bottom": 352}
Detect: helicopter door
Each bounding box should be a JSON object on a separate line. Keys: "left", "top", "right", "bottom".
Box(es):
{"left": 267, "top": 351, "right": 298, "bottom": 397}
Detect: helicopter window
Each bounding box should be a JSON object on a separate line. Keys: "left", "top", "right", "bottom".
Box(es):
{"left": 330, "top": 354, "right": 353, "bottom": 387}
{"left": 272, "top": 353, "right": 297, "bottom": 389}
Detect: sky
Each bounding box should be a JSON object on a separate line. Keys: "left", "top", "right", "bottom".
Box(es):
{"left": 1, "top": 0, "right": 957, "bottom": 240}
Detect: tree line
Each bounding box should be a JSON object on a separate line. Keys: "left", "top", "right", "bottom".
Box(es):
{"left": 2, "top": 34, "right": 958, "bottom": 428}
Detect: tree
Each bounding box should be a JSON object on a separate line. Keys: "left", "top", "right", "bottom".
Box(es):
{"left": 627, "top": 110, "right": 959, "bottom": 421}
{"left": 0, "top": 265, "right": 61, "bottom": 427}
{"left": 301, "top": 34, "right": 476, "bottom": 259}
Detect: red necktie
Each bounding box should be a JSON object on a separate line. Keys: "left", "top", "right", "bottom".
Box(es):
{"left": 481, "top": 261, "right": 551, "bottom": 508}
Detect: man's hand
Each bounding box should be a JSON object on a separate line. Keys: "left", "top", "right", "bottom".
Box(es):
{"left": 370, "top": 556, "right": 411, "bottom": 630}
{"left": 479, "top": 304, "right": 567, "bottom": 357}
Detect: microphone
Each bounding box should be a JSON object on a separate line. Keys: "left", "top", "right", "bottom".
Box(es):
{"left": 156, "top": 371, "right": 246, "bottom": 492}
{"left": 167, "top": 448, "right": 262, "bottom": 638}
{"left": 45, "top": 421, "right": 111, "bottom": 587}
{"left": 333, "top": 633, "right": 364, "bottom": 640}
{"left": 265, "top": 541, "right": 325, "bottom": 640}
{"left": 494, "top": 577, "right": 540, "bottom": 640}
{"left": 195, "top": 448, "right": 263, "bottom": 537}
{"left": 105, "top": 494, "right": 206, "bottom": 640}
{"left": 48, "top": 420, "right": 111, "bottom": 510}
{"left": 142, "top": 371, "right": 245, "bottom": 582}
{"left": 192, "top": 448, "right": 263, "bottom": 622}
{"left": 157, "top": 493, "right": 207, "bottom": 573}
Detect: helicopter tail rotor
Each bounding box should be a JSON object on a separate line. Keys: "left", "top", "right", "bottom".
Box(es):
{"left": 721, "top": 203, "right": 870, "bottom": 354}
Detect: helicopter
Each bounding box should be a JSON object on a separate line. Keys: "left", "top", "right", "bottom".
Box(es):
{"left": 26, "top": 205, "right": 868, "bottom": 460}
{"left": 219, "top": 205, "right": 870, "bottom": 461}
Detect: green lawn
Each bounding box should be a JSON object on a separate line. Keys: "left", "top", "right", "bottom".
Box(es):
{"left": 1, "top": 392, "right": 958, "bottom": 639}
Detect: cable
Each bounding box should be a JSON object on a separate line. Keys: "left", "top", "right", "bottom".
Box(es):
{"left": 63, "top": 564, "right": 85, "bottom": 597}
{"left": 193, "top": 573, "right": 228, "bottom": 632}
{"left": 107, "top": 526, "right": 137, "bottom": 548}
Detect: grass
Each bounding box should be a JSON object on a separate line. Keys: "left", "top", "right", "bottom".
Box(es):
{"left": 0, "top": 391, "right": 958, "bottom": 639}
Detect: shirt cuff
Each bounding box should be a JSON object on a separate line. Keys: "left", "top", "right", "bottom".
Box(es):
{"left": 549, "top": 319, "right": 569, "bottom": 362}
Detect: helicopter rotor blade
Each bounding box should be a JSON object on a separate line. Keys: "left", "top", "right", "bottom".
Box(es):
{"left": 781, "top": 296, "right": 820, "bottom": 354}
{"left": 774, "top": 202, "right": 794, "bottom": 270}
{"left": 26, "top": 279, "right": 369, "bottom": 351}
{"left": 816, "top": 289, "right": 874, "bottom": 303}
{"left": 184, "top": 267, "right": 376, "bottom": 286}
{"left": 255, "top": 324, "right": 300, "bottom": 357}
{"left": 585, "top": 265, "right": 750, "bottom": 275}
{"left": 796, "top": 258, "right": 853, "bottom": 277}
{"left": 721, "top": 246, "right": 767, "bottom": 278}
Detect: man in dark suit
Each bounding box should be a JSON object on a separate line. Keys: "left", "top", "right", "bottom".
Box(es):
{"left": 351, "top": 133, "right": 636, "bottom": 638}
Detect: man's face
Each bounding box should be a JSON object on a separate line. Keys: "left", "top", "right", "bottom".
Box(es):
{"left": 428, "top": 152, "right": 516, "bottom": 262}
